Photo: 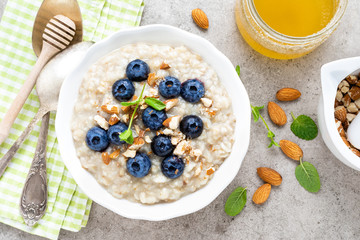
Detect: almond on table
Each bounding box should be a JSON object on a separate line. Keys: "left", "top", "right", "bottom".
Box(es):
{"left": 252, "top": 183, "right": 271, "bottom": 205}
{"left": 257, "top": 167, "right": 282, "bottom": 186}
{"left": 276, "top": 88, "right": 301, "bottom": 101}
{"left": 268, "top": 101, "right": 287, "bottom": 126}
{"left": 191, "top": 8, "right": 209, "bottom": 29}
{"left": 279, "top": 140, "right": 303, "bottom": 161}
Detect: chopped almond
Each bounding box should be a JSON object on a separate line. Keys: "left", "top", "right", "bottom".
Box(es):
{"left": 101, "top": 105, "right": 120, "bottom": 114}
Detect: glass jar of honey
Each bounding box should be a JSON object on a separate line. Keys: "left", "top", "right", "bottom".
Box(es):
{"left": 235, "top": 0, "right": 348, "bottom": 59}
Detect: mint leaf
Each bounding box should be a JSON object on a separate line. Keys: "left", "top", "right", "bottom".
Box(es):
{"left": 224, "top": 187, "right": 247, "bottom": 216}
{"left": 120, "top": 129, "right": 134, "bottom": 144}
{"left": 291, "top": 113, "right": 318, "bottom": 140}
{"left": 145, "top": 97, "right": 165, "bottom": 111}
{"left": 251, "top": 105, "right": 264, "bottom": 123}
{"left": 295, "top": 160, "right": 321, "bottom": 193}
{"left": 121, "top": 100, "right": 139, "bottom": 106}
{"left": 235, "top": 65, "right": 241, "bottom": 77}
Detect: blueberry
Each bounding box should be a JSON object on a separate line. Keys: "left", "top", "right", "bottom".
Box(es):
{"left": 107, "top": 122, "right": 128, "bottom": 145}
{"left": 142, "top": 107, "right": 167, "bottom": 131}
{"left": 126, "top": 59, "right": 150, "bottom": 82}
{"left": 159, "top": 76, "right": 181, "bottom": 99}
{"left": 180, "top": 115, "right": 204, "bottom": 139}
{"left": 126, "top": 152, "right": 152, "bottom": 178}
{"left": 85, "top": 127, "right": 109, "bottom": 151}
{"left": 180, "top": 79, "right": 205, "bottom": 103}
{"left": 151, "top": 134, "right": 174, "bottom": 157}
{"left": 161, "top": 155, "right": 185, "bottom": 179}
{"left": 112, "top": 79, "right": 135, "bottom": 101}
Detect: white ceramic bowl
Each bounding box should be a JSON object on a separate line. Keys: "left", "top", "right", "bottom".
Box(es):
{"left": 55, "top": 24, "right": 251, "bottom": 220}
{"left": 318, "top": 56, "right": 360, "bottom": 171}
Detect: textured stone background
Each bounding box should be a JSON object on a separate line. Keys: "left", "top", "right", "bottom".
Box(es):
{"left": 1, "top": 0, "right": 360, "bottom": 239}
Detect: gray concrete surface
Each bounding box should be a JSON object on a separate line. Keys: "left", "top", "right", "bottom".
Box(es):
{"left": 1, "top": 0, "right": 360, "bottom": 239}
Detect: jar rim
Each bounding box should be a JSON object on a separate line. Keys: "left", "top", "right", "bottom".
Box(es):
{"left": 247, "top": 0, "right": 349, "bottom": 42}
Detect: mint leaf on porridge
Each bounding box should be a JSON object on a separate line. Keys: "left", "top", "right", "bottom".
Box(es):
{"left": 121, "top": 99, "right": 139, "bottom": 106}
{"left": 290, "top": 113, "right": 318, "bottom": 140}
{"left": 251, "top": 105, "right": 279, "bottom": 148}
{"left": 120, "top": 129, "right": 134, "bottom": 144}
{"left": 145, "top": 97, "right": 166, "bottom": 111}
{"left": 295, "top": 158, "right": 321, "bottom": 193}
{"left": 235, "top": 65, "right": 241, "bottom": 77}
{"left": 225, "top": 186, "right": 247, "bottom": 216}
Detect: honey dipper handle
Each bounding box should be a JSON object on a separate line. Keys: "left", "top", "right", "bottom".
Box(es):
{"left": 0, "top": 42, "right": 59, "bottom": 145}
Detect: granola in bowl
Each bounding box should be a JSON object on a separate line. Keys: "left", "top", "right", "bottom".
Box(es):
{"left": 71, "top": 43, "right": 236, "bottom": 204}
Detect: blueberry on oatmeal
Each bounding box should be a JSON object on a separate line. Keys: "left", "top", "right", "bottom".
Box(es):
{"left": 159, "top": 76, "right": 181, "bottom": 99}
{"left": 126, "top": 152, "right": 152, "bottom": 178}
{"left": 85, "top": 127, "right": 109, "bottom": 152}
{"left": 180, "top": 115, "right": 204, "bottom": 139}
{"left": 151, "top": 134, "right": 174, "bottom": 157}
{"left": 180, "top": 79, "right": 205, "bottom": 103}
{"left": 126, "top": 59, "right": 150, "bottom": 82}
{"left": 107, "top": 122, "right": 128, "bottom": 145}
{"left": 142, "top": 107, "right": 167, "bottom": 130}
{"left": 161, "top": 155, "right": 185, "bottom": 179}
{"left": 112, "top": 79, "right": 135, "bottom": 101}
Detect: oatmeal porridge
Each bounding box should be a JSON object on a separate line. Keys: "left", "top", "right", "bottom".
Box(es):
{"left": 71, "top": 43, "right": 236, "bottom": 204}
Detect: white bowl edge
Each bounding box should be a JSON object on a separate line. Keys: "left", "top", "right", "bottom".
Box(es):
{"left": 55, "top": 24, "right": 251, "bottom": 221}
{"left": 319, "top": 56, "right": 360, "bottom": 171}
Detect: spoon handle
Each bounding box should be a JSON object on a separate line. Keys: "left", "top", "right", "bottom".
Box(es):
{"left": 0, "top": 43, "right": 59, "bottom": 145}
{"left": 20, "top": 112, "right": 50, "bottom": 226}
{"left": 0, "top": 108, "right": 47, "bottom": 177}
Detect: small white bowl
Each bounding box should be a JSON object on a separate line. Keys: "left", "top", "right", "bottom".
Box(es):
{"left": 318, "top": 56, "right": 360, "bottom": 171}
{"left": 55, "top": 24, "right": 251, "bottom": 221}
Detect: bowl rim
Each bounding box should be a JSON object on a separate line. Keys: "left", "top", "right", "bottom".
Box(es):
{"left": 55, "top": 24, "right": 251, "bottom": 220}
{"left": 320, "top": 56, "right": 360, "bottom": 171}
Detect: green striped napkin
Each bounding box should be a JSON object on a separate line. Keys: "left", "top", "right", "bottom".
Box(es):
{"left": 0, "top": 0, "right": 144, "bottom": 239}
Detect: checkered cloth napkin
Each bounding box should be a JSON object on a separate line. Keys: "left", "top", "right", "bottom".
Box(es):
{"left": 0, "top": 0, "right": 144, "bottom": 239}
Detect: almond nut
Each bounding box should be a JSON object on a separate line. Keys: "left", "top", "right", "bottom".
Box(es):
{"left": 348, "top": 86, "right": 360, "bottom": 101}
{"left": 346, "top": 75, "right": 358, "bottom": 85}
{"left": 334, "top": 106, "right": 347, "bottom": 123}
{"left": 102, "top": 152, "right": 111, "bottom": 165}
{"left": 342, "top": 94, "right": 351, "bottom": 107}
{"left": 147, "top": 72, "right": 157, "bottom": 87}
{"left": 101, "top": 105, "right": 120, "bottom": 114}
{"left": 276, "top": 88, "right": 301, "bottom": 101}
{"left": 163, "top": 98, "right": 178, "bottom": 111}
{"left": 163, "top": 115, "right": 181, "bottom": 129}
{"left": 109, "top": 114, "right": 120, "bottom": 125}
{"left": 252, "top": 183, "right": 271, "bottom": 205}
{"left": 279, "top": 140, "right": 303, "bottom": 161}
{"left": 268, "top": 101, "right": 287, "bottom": 126}
{"left": 191, "top": 8, "right": 209, "bottom": 29}
{"left": 109, "top": 149, "right": 121, "bottom": 159}
{"left": 159, "top": 62, "right": 171, "bottom": 70}
{"left": 257, "top": 167, "right": 282, "bottom": 186}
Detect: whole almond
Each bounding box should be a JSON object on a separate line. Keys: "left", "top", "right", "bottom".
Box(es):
{"left": 192, "top": 8, "right": 209, "bottom": 29}
{"left": 252, "top": 183, "right": 271, "bottom": 205}
{"left": 257, "top": 167, "right": 282, "bottom": 186}
{"left": 279, "top": 140, "right": 303, "bottom": 161}
{"left": 268, "top": 102, "right": 287, "bottom": 126}
{"left": 334, "top": 106, "right": 347, "bottom": 123}
{"left": 276, "top": 88, "right": 301, "bottom": 101}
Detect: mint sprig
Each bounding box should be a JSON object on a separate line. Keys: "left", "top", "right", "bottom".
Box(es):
{"left": 119, "top": 83, "right": 146, "bottom": 144}
{"left": 290, "top": 113, "right": 318, "bottom": 140}
{"left": 251, "top": 105, "right": 279, "bottom": 148}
